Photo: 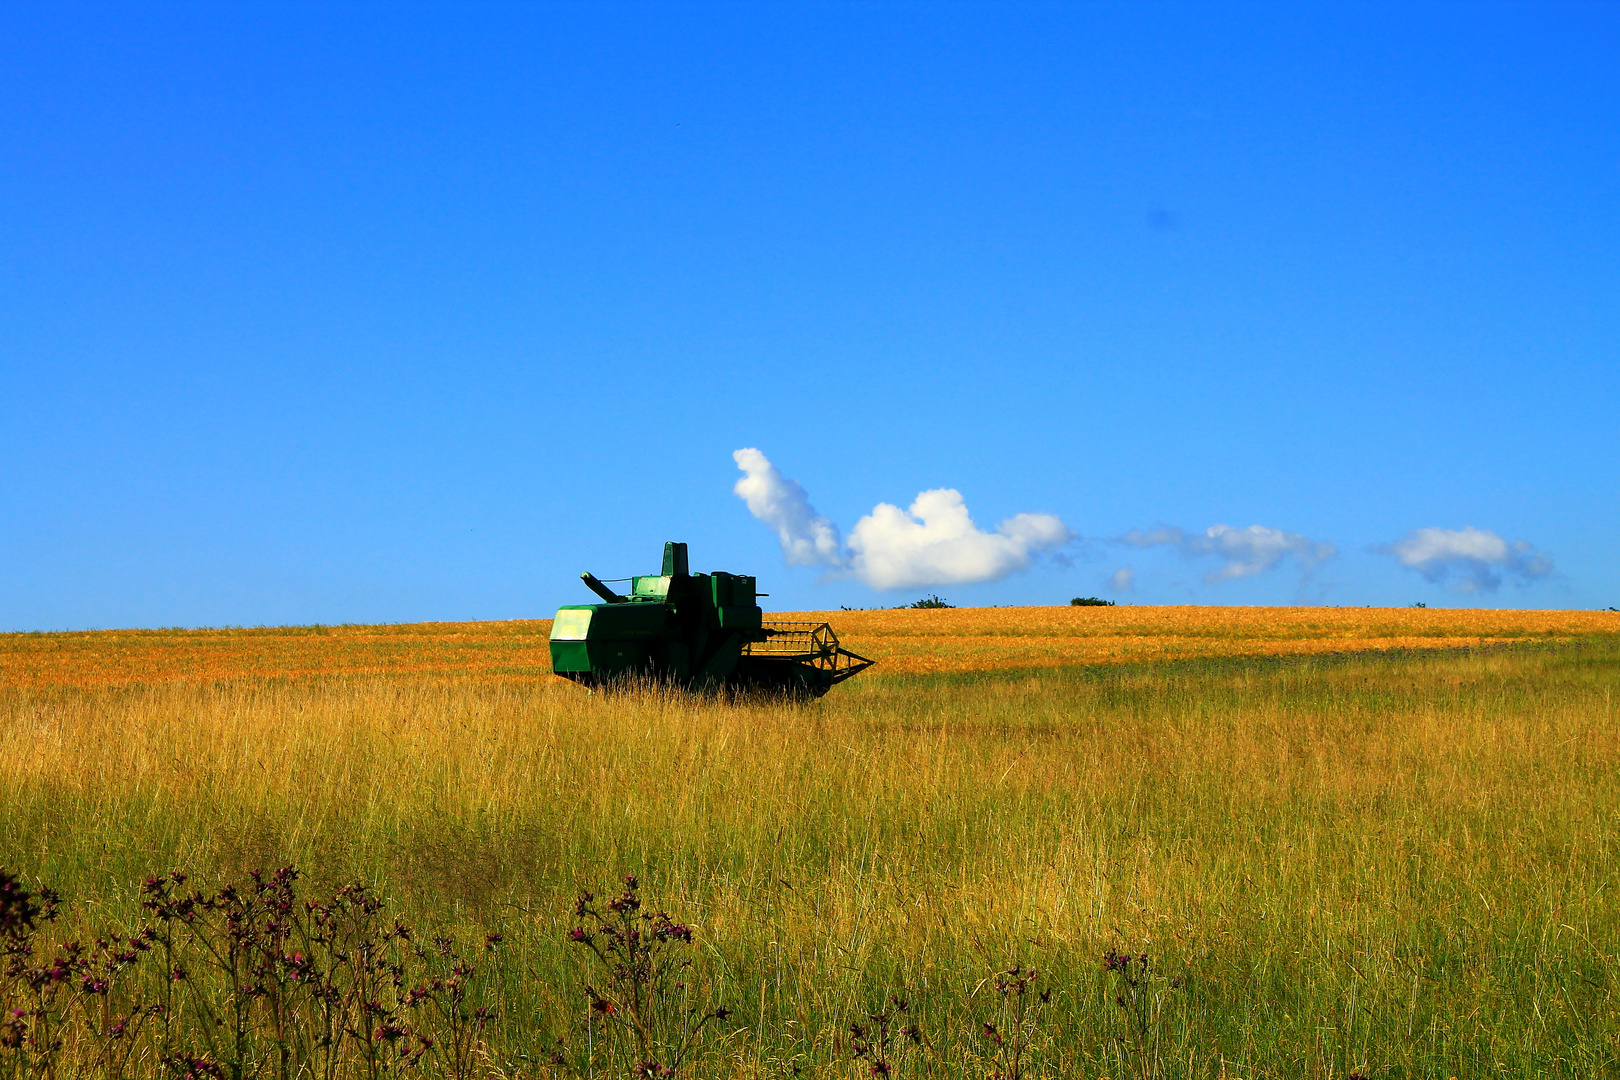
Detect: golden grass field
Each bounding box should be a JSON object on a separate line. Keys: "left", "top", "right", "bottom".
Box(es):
{"left": 2, "top": 605, "right": 1613, "bottom": 689}
{"left": 3, "top": 606, "right": 1620, "bottom": 1079}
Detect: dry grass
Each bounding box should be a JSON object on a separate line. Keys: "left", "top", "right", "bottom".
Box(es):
{"left": 3, "top": 610, "right": 1620, "bottom": 1077}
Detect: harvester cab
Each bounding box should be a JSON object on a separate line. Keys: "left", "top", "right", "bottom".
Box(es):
{"left": 549, "top": 541, "right": 874, "bottom": 697}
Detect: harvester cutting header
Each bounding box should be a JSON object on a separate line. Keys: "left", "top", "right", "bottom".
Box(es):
{"left": 549, "top": 542, "right": 874, "bottom": 697}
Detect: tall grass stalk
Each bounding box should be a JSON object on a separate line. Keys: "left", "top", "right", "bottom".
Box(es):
{"left": 3, "top": 643, "right": 1619, "bottom": 1076}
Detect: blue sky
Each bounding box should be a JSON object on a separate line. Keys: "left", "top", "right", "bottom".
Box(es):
{"left": 2, "top": 2, "right": 1616, "bottom": 629}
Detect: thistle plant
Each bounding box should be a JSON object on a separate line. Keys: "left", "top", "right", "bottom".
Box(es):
{"left": 403, "top": 932, "right": 504, "bottom": 1080}
{"left": 1, "top": 867, "right": 65, "bottom": 1079}
{"left": 975, "top": 967, "right": 1050, "bottom": 1080}
{"left": 1101, "top": 948, "right": 1180, "bottom": 1080}
{"left": 565, "top": 876, "right": 730, "bottom": 1078}
{"left": 3, "top": 868, "right": 165, "bottom": 1080}
{"left": 139, "top": 869, "right": 428, "bottom": 1080}
{"left": 844, "top": 994, "right": 923, "bottom": 1079}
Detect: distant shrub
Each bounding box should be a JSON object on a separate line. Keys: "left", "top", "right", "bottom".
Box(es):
{"left": 1070, "top": 597, "right": 1115, "bottom": 607}
{"left": 903, "top": 595, "right": 955, "bottom": 609}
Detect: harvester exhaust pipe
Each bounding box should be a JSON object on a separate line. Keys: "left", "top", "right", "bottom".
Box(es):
{"left": 661, "top": 541, "right": 689, "bottom": 577}
{"left": 580, "top": 572, "right": 626, "bottom": 604}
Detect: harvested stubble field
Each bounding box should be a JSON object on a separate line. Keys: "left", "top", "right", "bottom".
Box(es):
{"left": 3, "top": 606, "right": 1620, "bottom": 1080}
{"left": 2, "top": 606, "right": 1613, "bottom": 689}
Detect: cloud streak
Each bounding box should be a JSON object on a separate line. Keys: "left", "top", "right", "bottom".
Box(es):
{"left": 731, "top": 448, "right": 844, "bottom": 568}
{"left": 1378, "top": 527, "right": 1552, "bottom": 593}
{"left": 1123, "top": 523, "right": 1336, "bottom": 583}
{"left": 732, "top": 449, "right": 1074, "bottom": 590}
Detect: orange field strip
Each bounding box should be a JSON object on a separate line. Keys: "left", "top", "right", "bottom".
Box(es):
{"left": 2, "top": 606, "right": 1616, "bottom": 691}
{"left": 808, "top": 605, "right": 1620, "bottom": 676}
{"left": 0, "top": 621, "right": 554, "bottom": 691}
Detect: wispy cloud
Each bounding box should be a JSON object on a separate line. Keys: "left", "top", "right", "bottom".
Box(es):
{"left": 1109, "top": 567, "right": 1136, "bottom": 593}
{"left": 1122, "top": 523, "right": 1336, "bottom": 583}
{"left": 732, "top": 449, "right": 1074, "bottom": 590}
{"left": 1378, "top": 527, "right": 1552, "bottom": 593}
{"left": 731, "top": 448, "right": 843, "bottom": 568}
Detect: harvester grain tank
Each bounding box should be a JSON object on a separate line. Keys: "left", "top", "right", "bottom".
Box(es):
{"left": 549, "top": 542, "right": 874, "bottom": 696}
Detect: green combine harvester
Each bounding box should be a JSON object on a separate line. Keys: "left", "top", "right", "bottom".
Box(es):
{"left": 549, "top": 542, "right": 874, "bottom": 696}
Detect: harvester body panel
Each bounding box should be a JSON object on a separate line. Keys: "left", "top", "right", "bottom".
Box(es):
{"left": 548, "top": 542, "right": 872, "bottom": 696}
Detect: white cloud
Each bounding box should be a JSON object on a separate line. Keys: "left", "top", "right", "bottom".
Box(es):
{"left": 1109, "top": 567, "right": 1136, "bottom": 593}
{"left": 1124, "top": 523, "right": 1336, "bottom": 583}
{"left": 731, "top": 448, "right": 843, "bottom": 568}
{"left": 1195, "top": 524, "right": 1337, "bottom": 581}
{"left": 846, "top": 490, "right": 1073, "bottom": 591}
{"left": 732, "top": 450, "right": 1074, "bottom": 590}
{"left": 1381, "top": 527, "right": 1552, "bottom": 593}
{"left": 1122, "top": 526, "right": 1183, "bottom": 548}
